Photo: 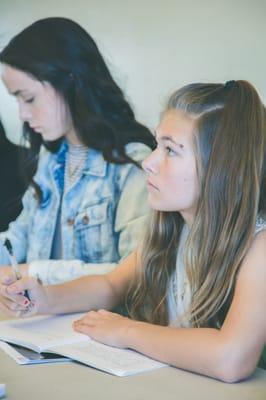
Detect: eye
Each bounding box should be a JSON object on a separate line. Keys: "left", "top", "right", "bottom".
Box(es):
{"left": 24, "top": 97, "right": 34, "bottom": 104}
{"left": 165, "top": 146, "right": 176, "bottom": 156}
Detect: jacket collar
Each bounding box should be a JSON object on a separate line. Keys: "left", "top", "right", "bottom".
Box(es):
{"left": 54, "top": 140, "right": 107, "bottom": 177}
{"left": 83, "top": 147, "right": 107, "bottom": 177}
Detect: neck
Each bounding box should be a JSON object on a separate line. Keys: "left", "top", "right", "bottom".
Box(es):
{"left": 65, "top": 128, "right": 83, "bottom": 146}
{"left": 180, "top": 211, "right": 195, "bottom": 228}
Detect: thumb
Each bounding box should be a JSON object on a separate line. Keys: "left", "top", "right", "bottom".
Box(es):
{"left": 1, "top": 274, "right": 16, "bottom": 285}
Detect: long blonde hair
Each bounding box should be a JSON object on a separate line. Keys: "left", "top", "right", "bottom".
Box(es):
{"left": 128, "top": 81, "right": 266, "bottom": 327}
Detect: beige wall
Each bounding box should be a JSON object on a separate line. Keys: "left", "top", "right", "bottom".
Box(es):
{"left": 0, "top": 0, "right": 266, "bottom": 142}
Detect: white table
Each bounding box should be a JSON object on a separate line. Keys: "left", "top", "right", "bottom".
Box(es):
{"left": 0, "top": 348, "right": 266, "bottom": 400}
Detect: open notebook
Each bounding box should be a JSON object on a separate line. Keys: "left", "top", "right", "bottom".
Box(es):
{"left": 0, "top": 313, "right": 166, "bottom": 377}
{"left": 0, "top": 341, "right": 71, "bottom": 365}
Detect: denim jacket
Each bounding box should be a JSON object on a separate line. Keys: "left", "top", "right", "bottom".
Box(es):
{"left": 0, "top": 141, "right": 151, "bottom": 284}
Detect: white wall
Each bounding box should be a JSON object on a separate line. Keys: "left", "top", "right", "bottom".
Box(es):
{"left": 0, "top": 0, "right": 266, "bottom": 143}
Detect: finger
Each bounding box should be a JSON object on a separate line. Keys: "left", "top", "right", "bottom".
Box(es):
{"left": 73, "top": 321, "right": 94, "bottom": 336}
{"left": 75, "top": 311, "right": 100, "bottom": 324}
{"left": 0, "top": 273, "right": 16, "bottom": 285}
{"left": 5, "top": 277, "right": 39, "bottom": 295}
{"left": 0, "top": 292, "right": 30, "bottom": 309}
{"left": 9, "top": 294, "right": 31, "bottom": 306}
{"left": 0, "top": 298, "right": 28, "bottom": 317}
{"left": 2, "top": 297, "right": 30, "bottom": 312}
{"left": 0, "top": 283, "right": 16, "bottom": 299}
{"left": 0, "top": 284, "right": 28, "bottom": 304}
{"left": 20, "top": 302, "right": 38, "bottom": 317}
{"left": 73, "top": 318, "right": 97, "bottom": 330}
{"left": 98, "top": 309, "right": 112, "bottom": 316}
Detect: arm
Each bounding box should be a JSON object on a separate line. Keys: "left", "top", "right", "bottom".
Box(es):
{"left": 74, "top": 232, "right": 266, "bottom": 383}
{"left": 0, "top": 251, "right": 137, "bottom": 316}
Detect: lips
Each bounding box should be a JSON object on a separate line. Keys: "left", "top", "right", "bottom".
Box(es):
{"left": 30, "top": 126, "right": 41, "bottom": 132}
{"left": 147, "top": 179, "right": 159, "bottom": 190}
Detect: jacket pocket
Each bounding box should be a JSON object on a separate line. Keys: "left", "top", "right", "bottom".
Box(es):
{"left": 74, "top": 200, "right": 116, "bottom": 263}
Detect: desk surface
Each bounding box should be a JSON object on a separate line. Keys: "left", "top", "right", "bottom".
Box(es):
{"left": 0, "top": 349, "right": 266, "bottom": 400}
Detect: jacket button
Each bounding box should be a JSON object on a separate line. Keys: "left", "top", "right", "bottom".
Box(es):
{"left": 82, "top": 215, "right": 89, "bottom": 225}
{"left": 67, "top": 218, "right": 75, "bottom": 226}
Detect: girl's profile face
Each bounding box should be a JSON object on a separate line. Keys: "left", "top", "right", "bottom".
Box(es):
{"left": 1, "top": 65, "right": 76, "bottom": 143}
{"left": 142, "top": 109, "right": 199, "bottom": 226}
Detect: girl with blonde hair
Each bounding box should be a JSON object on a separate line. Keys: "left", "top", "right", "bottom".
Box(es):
{"left": 1, "top": 80, "right": 265, "bottom": 382}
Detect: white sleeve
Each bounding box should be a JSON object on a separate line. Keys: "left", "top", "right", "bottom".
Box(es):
{"left": 28, "top": 259, "right": 117, "bottom": 285}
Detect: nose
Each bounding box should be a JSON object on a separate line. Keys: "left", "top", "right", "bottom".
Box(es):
{"left": 18, "top": 102, "right": 32, "bottom": 123}
{"left": 142, "top": 149, "right": 159, "bottom": 175}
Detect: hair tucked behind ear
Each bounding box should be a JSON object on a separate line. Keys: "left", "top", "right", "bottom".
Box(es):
{"left": 128, "top": 80, "right": 266, "bottom": 328}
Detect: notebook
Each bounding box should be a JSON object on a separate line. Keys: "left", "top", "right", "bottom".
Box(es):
{"left": 0, "top": 313, "right": 166, "bottom": 376}
{"left": 0, "top": 341, "right": 70, "bottom": 365}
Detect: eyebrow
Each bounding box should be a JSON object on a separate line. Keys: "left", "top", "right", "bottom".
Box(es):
{"left": 11, "top": 89, "right": 31, "bottom": 97}
{"left": 157, "top": 134, "right": 185, "bottom": 149}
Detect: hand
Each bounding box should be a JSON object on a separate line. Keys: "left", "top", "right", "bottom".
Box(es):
{"left": 0, "top": 273, "right": 30, "bottom": 317}
{"left": 0, "top": 273, "right": 49, "bottom": 318}
{"left": 0, "top": 263, "right": 29, "bottom": 280}
{"left": 73, "top": 309, "right": 134, "bottom": 348}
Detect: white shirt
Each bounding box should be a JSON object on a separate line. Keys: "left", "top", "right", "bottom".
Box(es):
{"left": 167, "top": 216, "right": 266, "bottom": 327}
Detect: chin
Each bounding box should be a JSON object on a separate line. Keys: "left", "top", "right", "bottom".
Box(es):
{"left": 148, "top": 199, "right": 166, "bottom": 212}
{"left": 149, "top": 200, "right": 181, "bottom": 213}
{"left": 41, "top": 133, "right": 62, "bottom": 142}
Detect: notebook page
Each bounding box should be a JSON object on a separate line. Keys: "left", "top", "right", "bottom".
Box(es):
{"left": 52, "top": 340, "right": 167, "bottom": 377}
{"left": 0, "top": 313, "right": 88, "bottom": 352}
{"left": 0, "top": 341, "right": 71, "bottom": 365}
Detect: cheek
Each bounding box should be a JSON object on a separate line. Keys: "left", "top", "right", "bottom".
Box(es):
{"left": 183, "top": 170, "right": 198, "bottom": 186}
{"left": 55, "top": 105, "right": 71, "bottom": 132}
{"left": 44, "top": 106, "right": 65, "bottom": 132}
{"left": 167, "top": 167, "right": 199, "bottom": 204}
{"left": 36, "top": 102, "right": 53, "bottom": 124}
{"left": 166, "top": 166, "right": 194, "bottom": 188}
{"left": 181, "top": 169, "right": 199, "bottom": 201}
{"left": 42, "top": 90, "right": 68, "bottom": 130}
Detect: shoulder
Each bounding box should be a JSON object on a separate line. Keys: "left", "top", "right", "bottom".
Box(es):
{"left": 125, "top": 142, "right": 152, "bottom": 163}
{"left": 246, "top": 228, "right": 266, "bottom": 265}
{"left": 35, "top": 144, "right": 63, "bottom": 177}
{"left": 113, "top": 143, "right": 151, "bottom": 182}
{"left": 238, "top": 229, "right": 266, "bottom": 284}
{"left": 252, "top": 229, "right": 266, "bottom": 254}
{"left": 36, "top": 147, "right": 53, "bottom": 167}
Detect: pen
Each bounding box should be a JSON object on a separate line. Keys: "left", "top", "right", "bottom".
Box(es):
{"left": 3, "top": 238, "right": 30, "bottom": 301}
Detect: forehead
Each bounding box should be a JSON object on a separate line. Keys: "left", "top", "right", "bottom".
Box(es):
{"left": 157, "top": 109, "right": 196, "bottom": 140}
{"left": 1, "top": 64, "right": 40, "bottom": 93}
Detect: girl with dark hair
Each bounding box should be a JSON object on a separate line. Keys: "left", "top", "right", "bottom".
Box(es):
{"left": 1, "top": 80, "right": 265, "bottom": 381}
{"left": 0, "top": 17, "right": 154, "bottom": 283}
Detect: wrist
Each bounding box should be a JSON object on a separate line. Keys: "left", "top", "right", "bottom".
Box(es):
{"left": 36, "top": 285, "right": 53, "bottom": 315}
{"left": 19, "top": 264, "right": 29, "bottom": 277}
{"left": 123, "top": 319, "right": 143, "bottom": 349}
